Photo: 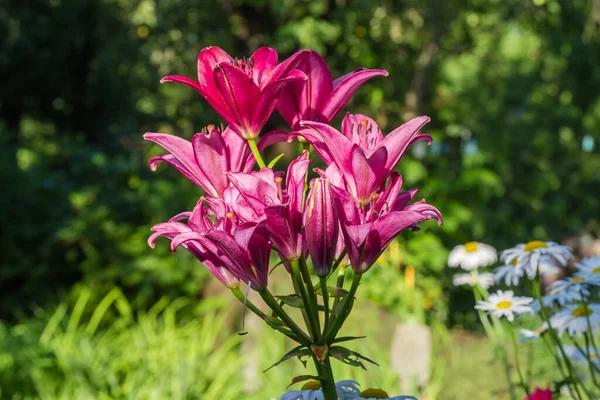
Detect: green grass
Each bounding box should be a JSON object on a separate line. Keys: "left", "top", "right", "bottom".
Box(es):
{"left": 0, "top": 287, "right": 560, "bottom": 400}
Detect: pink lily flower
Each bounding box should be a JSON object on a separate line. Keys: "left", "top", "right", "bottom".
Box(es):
{"left": 332, "top": 171, "right": 442, "bottom": 273}
{"left": 294, "top": 113, "right": 431, "bottom": 205}
{"left": 227, "top": 152, "right": 310, "bottom": 261}
{"left": 304, "top": 178, "right": 339, "bottom": 277}
{"left": 147, "top": 201, "right": 240, "bottom": 289}
{"left": 144, "top": 125, "right": 258, "bottom": 198}
{"left": 278, "top": 50, "right": 388, "bottom": 130}
{"left": 525, "top": 387, "right": 552, "bottom": 400}
{"left": 150, "top": 199, "right": 272, "bottom": 290}
{"left": 161, "top": 46, "right": 308, "bottom": 139}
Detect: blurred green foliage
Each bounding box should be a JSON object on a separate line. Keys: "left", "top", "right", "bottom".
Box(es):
{"left": 1, "top": 0, "right": 599, "bottom": 333}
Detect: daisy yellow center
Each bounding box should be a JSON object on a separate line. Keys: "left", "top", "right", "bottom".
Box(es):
{"left": 592, "top": 267, "right": 600, "bottom": 274}
{"left": 301, "top": 381, "right": 321, "bottom": 391}
{"left": 464, "top": 242, "right": 479, "bottom": 252}
{"left": 360, "top": 388, "right": 389, "bottom": 398}
{"left": 496, "top": 300, "right": 513, "bottom": 309}
{"left": 570, "top": 277, "right": 586, "bottom": 283}
{"left": 524, "top": 240, "right": 547, "bottom": 252}
{"left": 572, "top": 306, "right": 593, "bottom": 318}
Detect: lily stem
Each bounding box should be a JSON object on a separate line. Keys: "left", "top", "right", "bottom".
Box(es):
{"left": 320, "top": 276, "right": 330, "bottom": 333}
{"left": 312, "top": 355, "right": 338, "bottom": 400}
{"left": 247, "top": 138, "right": 266, "bottom": 169}
{"left": 259, "top": 289, "right": 312, "bottom": 344}
{"left": 325, "top": 272, "right": 361, "bottom": 342}
{"left": 291, "top": 259, "right": 321, "bottom": 341}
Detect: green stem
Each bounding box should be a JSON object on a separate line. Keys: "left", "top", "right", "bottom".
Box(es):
{"left": 332, "top": 265, "right": 346, "bottom": 311}
{"left": 247, "top": 138, "right": 266, "bottom": 169}
{"left": 299, "top": 257, "right": 322, "bottom": 339}
{"left": 290, "top": 259, "right": 320, "bottom": 341}
{"left": 328, "top": 250, "right": 348, "bottom": 280}
{"left": 325, "top": 272, "right": 361, "bottom": 342}
{"left": 508, "top": 322, "right": 531, "bottom": 399}
{"left": 320, "top": 276, "right": 330, "bottom": 334}
{"left": 312, "top": 355, "right": 337, "bottom": 400}
{"left": 291, "top": 277, "right": 313, "bottom": 338}
{"left": 259, "top": 289, "right": 311, "bottom": 344}
{"left": 533, "top": 275, "right": 584, "bottom": 400}
{"left": 473, "top": 287, "right": 496, "bottom": 340}
{"left": 576, "top": 337, "right": 600, "bottom": 392}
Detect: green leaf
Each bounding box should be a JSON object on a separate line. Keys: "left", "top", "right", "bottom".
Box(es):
{"left": 264, "top": 345, "right": 310, "bottom": 372}
{"left": 275, "top": 294, "right": 305, "bottom": 308}
{"left": 329, "top": 345, "right": 379, "bottom": 370}
{"left": 332, "top": 335, "right": 367, "bottom": 344}
{"left": 316, "top": 286, "right": 350, "bottom": 298}
{"left": 268, "top": 153, "right": 285, "bottom": 169}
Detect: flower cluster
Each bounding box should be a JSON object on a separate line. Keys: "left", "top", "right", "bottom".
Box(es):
{"left": 279, "top": 380, "right": 417, "bottom": 400}
{"left": 448, "top": 241, "right": 497, "bottom": 290}
{"left": 449, "top": 239, "right": 600, "bottom": 399}
{"left": 147, "top": 46, "right": 442, "bottom": 400}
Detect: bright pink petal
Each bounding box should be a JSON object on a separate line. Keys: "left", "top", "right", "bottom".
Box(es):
{"left": 192, "top": 131, "right": 228, "bottom": 197}
{"left": 197, "top": 46, "right": 233, "bottom": 91}
{"left": 380, "top": 116, "right": 430, "bottom": 171}
{"left": 321, "top": 68, "right": 388, "bottom": 121}
{"left": 221, "top": 126, "right": 254, "bottom": 173}
{"left": 350, "top": 145, "right": 387, "bottom": 204}
{"left": 341, "top": 113, "right": 384, "bottom": 153}
{"left": 257, "top": 130, "right": 289, "bottom": 152}
{"left": 160, "top": 75, "right": 202, "bottom": 93}
{"left": 277, "top": 50, "right": 332, "bottom": 128}
{"left": 262, "top": 49, "right": 309, "bottom": 88}
{"left": 213, "top": 62, "right": 260, "bottom": 137}
{"left": 227, "top": 170, "right": 278, "bottom": 216}
{"left": 145, "top": 133, "right": 209, "bottom": 190}
{"left": 286, "top": 152, "right": 310, "bottom": 217}
{"left": 304, "top": 178, "right": 339, "bottom": 276}
{"left": 148, "top": 155, "right": 203, "bottom": 188}
{"left": 250, "top": 69, "right": 307, "bottom": 135}
{"left": 295, "top": 121, "right": 353, "bottom": 168}
{"left": 250, "top": 47, "right": 278, "bottom": 85}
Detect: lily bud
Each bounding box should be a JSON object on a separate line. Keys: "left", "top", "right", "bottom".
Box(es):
{"left": 304, "top": 178, "right": 339, "bottom": 277}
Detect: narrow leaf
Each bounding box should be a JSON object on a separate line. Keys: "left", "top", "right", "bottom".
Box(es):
{"left": 275, "top": 294, "right": 305, "bottom": 308}
{"left": 268, "top": 153, "right": 286, "bottom": 169}
{"left": 264, "top": 345, "right": 308, "bottom": 372}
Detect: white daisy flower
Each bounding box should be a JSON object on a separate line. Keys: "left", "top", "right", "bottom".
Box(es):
{"left": 348, "top": 388, "right": 417, "bottom": 399}
{"left": 549, "top": 303, "right": 600, "bottom": 337}
{"left": 494, "top": 257, "right": 527, "bottom": 286}
{"left": 543, "top": 275, "right": 599, "bottom": 307}
{"left": 501, "top": 241, "right": 574, "bottom": 278}
{"left": 573, "top": 256, "right": 600, "bottom": 281}
{"left": 452, "top": 271, "right": 496, "bottom": 289}
{"left": 475, "top": 290, "right": 534, "bottom": 322}
{"left": 519, "top": 322, "right": 549, "bottom": 342}
{"left": 563, "top": 344, "right": 600, "bottom": 369}
{"left": 448, "top": 242, "right": 498, "bottom": 271}
{"left": 279, "top": 380, "right": 361, "bottom": 400}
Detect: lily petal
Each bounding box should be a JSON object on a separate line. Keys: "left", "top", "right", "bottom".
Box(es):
{"left": 213, "top": 62, "right": 259, "bottom": 136}
{"left": 250, "top": 47, "right": 278, "bottom": 86}
{"left": 380, "top": 116, "right": 430, "bottom": 171}
{"left": 321, "top": 68, "right": 388, "bottom": 121}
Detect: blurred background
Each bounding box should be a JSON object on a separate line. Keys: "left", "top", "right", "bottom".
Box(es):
{"left": 1, "top": 0, "right": 600, "bottom": 398}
